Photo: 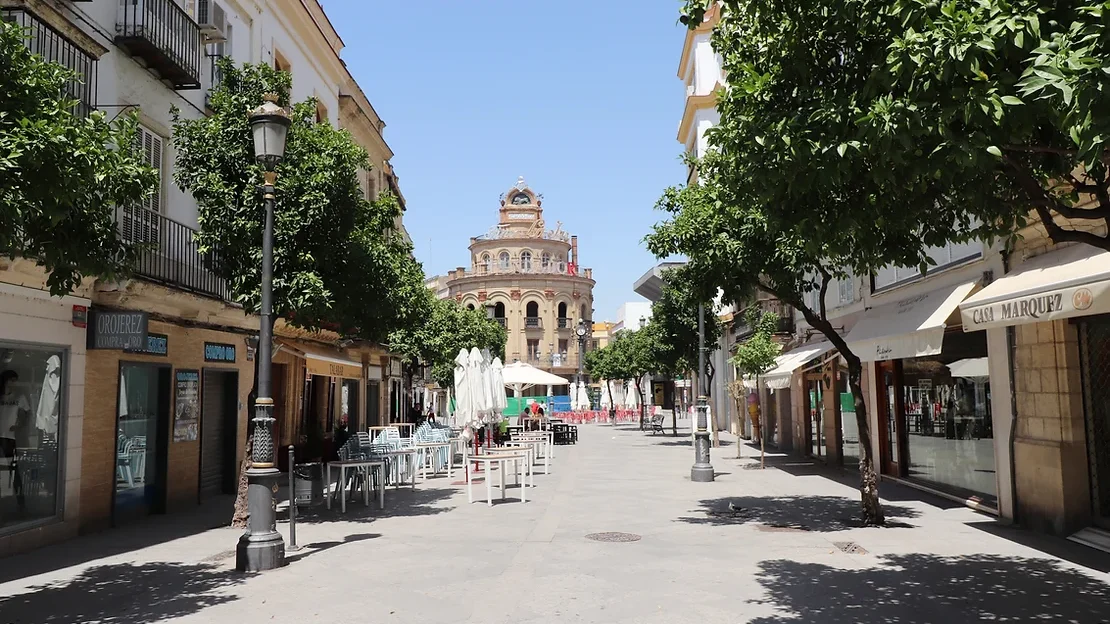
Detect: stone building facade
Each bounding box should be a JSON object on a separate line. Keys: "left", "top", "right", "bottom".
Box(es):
{"left": 444, "top": 179, "right": 595, "bottom": 387}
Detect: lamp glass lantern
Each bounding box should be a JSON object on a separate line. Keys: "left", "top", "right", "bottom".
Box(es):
{"left": 249, "top": 94, "right": 291, "bottom": 171}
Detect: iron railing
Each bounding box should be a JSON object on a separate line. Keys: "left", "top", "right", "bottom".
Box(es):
{"left": 2, "top": 9, "right": 97, "bottom": 117}
{"left": 734, "top": 298, "right": 795, "bottom": 337}
{"left": 525, "top": 317, "right": 543, "bottom": 329}
{"left": 116, "top": 0, "right": 202, "bottom": 90}
{"left": 205, "top": 53, "right": 225, "bottom": 107}
{"left": 117, "top": 204, "right": 230, "bottom": 301}
{"left": 493, "top": 317, "right": 507, "bottom": 328}
{"left": 557, "top": 317, "right": 571, "bottom": 329}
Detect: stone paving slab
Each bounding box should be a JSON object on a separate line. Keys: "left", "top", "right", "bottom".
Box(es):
{"left": 1, "top": 425, "right": 1108, "bottom": 623}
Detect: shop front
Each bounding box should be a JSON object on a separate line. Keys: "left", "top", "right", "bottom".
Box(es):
{"left": 755, "top": 342, "right": 833, "bottom": 456}
{"left": 81, "top": 312, "right": 253, "bottom": 531}
{"left": 960, "top": 243, "right": 1110, "bottom": 538}
{"left": 0, "top": 281, "right": 88, "bottom": 555}
{"left": 846, "top": 280, "right": 1002, "bottom": 509}
{"left": 276, "top": 341, "right": 362, "bottom": 463}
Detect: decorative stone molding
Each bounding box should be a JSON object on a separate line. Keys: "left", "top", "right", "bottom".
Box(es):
{"left": 510, "top": 289, "right": 521, "bottom": 301}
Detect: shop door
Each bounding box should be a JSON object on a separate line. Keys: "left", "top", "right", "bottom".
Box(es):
{"left": 1080, "top": 317, "right": 1110, "bottom": 529}
{"left": 342, "top": 379, "right": 360, "bottom": 431}
{"left": 114, "top": 363, "right": 171, "bottom": 522}
{"left": 366, "top": 381, "right": 380, "bottom": 428}
{"left": 806, "top": 375, "right": 824, "bottom": 460}
{"left": 200, "top": 370, "right": 238, "bottom": 499}
{"left": 876, "top": 360, "right": 908, "bottom": 477}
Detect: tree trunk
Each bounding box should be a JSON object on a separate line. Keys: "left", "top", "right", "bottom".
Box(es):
{"left": 734, "top": 390, "right": 744, "bottom": 458}
{"left": 847, "top": 360, "right": 884, "bottom": 525}
{"left": 634, "top": 376, "right": 646, "bottom": 430}
{"left": 706, "top": 364, "right": 720, "bottom": 448}
{"left": 231, "top": 430, "right": 253, "bottom": 528}
{"left": 606, "top": 379, "right": 616, "bottom": 424}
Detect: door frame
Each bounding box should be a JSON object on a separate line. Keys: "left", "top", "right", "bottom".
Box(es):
{"left": 198, "top": 367, "right": 239, "bottom": 501}
{"left": 804, "top": 373, "right": 824, "bottom": 461}
{"left": 875, "top": 360, "right": 909, "bottom": 478}
{"left": 112, "top": 361, "right": 172, "bottom": 525}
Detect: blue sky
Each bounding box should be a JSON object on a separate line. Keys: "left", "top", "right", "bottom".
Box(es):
{"left": 324, "top": 0, "right": 689, "bottom": 321}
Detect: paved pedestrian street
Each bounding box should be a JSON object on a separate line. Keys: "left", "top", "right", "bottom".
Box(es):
{"left": 1, "top": 426, "right": 1108, "bottom": 624}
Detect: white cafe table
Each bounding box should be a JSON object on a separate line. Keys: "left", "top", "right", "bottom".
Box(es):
{"left": 414, "top": 441, "right": 453, "bottom": 480}
{"left": 326, "top": 459, "right": 385, "bottom": 513}
{"left": 467, "top": 453, "right": 528, "bottom": 506}
{"left": 379, "top": 449, "right": 418, "bottom": 489}
{"left": 502, "top": 439, "right": 546, "bottom": 477}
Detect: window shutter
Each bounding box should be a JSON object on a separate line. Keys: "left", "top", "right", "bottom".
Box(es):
{"left": 125, "top": 125, "right": 164, "bottom": 245}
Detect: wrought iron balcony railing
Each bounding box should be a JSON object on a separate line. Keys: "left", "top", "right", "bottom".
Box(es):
{"left": 524, "top": 317, "right": 543, "bottom": 329}
{"left": 493, "top": 317, "right": 507, "bottom": 328}
{"left": 116, "top": 0, "right": 203, "bottom": 90}
{"left": 117, "top": 204, "right": 230, "bottom": 301}
{"left": 2, "top": 8, "right": 97, "bottom": 117}
{"left": 557, "top": 317, "right": 571, "bottom": 329}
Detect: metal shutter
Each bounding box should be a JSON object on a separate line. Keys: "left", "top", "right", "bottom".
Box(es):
{"left": 199, "top": 371, "right": 227, "bottom": 498}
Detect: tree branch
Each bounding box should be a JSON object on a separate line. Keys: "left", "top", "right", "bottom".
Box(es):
{"left": 817, "top": 267, "right": 831, "bottom": 324}
{"left": 1002, "top": 145, "right": 1079, "bottom": 156}
{"left": 1002, "top": 156, "right": 1110, "bottom": 252}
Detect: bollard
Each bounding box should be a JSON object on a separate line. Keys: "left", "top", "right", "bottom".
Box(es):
{"left": 287, "top": 445, "right": 300, "bottom": 551}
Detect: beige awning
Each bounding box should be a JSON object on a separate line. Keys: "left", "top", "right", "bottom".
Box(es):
{"left": 279, "top": 341, "right": 362, "bottom": 379}
{"left": 745, "top": 341, "right": 835, "bottom": 390}
{"left": 845, "top": 281, "right": 978, "bottom": 362}
{"left": 960, "top": 244, "right": 1110, "bottom": 331}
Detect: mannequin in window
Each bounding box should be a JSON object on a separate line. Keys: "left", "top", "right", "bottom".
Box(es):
{"left": 0, "top": 370, "right": 29, "bottom": 503}
{"left": 35, "top": 355, "right": 61, "bottom": 440}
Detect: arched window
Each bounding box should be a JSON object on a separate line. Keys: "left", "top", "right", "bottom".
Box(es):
{"left": 520, "top": 250, "right": 532, "bottom": 271}
{"left": 526, "top": 301, "right": 539, "bottom": 317}
{"left": 541, "top": 252, "right": 551, "bottom": 269}
{"left": 480, "top": 253, "right": 491, "bottom": 274}
{"left": 467, "top": 304, "right": 475, "bottom": 311}
{"left": 494, "top": 301, "right": 506, "bottom": 318}
{"left": 499, "top": 251, "right": 510, "bottom": 270}
{"left": 580, "top": 304, "right": 587, "bottom": 320}
{"left": 557, "top": 302, "right": 567, "bottom": 319}
{"left": 556, "top": 255, "right": 566, "bottom": 273}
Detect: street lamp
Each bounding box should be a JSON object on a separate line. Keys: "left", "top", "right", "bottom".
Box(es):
{"left": 237, "top": 93, "right": 291, "bottom": 572}
{"left": 691, "top": 302, "right": 715, "bottom": 482}
{"left": 575, "top": 319, "right": 588, "bottom": 409}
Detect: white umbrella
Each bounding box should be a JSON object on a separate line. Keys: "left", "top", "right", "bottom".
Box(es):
{"left": 467, "top": 348, "right": 490, "bottom": 426}
{"left": 600, "top": 382, "right": 612, "bottom": 409}
{"left": 451, "top": 349, "right": 471, "bottom": 428}
{"left": 624, "top": 380, "right": 640, "bottom": 409}
{"left": 501, "top": 362, "right": 571, "bottom": 395}
{"left": 490, "top": 357, "right": 508, "bottom": 417}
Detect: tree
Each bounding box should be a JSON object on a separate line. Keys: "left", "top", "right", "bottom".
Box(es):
{"left": 583, "top": 346, "right": 618, "bottom": 421}
{"left": 598, "top": 330, "right": 637, "bottom": 424}
{"left": 172, "top": 60, "right": 422, "bottom": 339}
{"left": 731, "top": 308, "right": 782, "bottom": 466}
{"left": 649, "top": 266, "right": 723, "bottom": 439}
{"left": 0, "top": 20, "right": 156, "bottom": 295}
{"left": 388, "top": 292, "right": 506, "bottom": 391}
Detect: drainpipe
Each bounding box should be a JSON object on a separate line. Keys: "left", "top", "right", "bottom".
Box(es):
{"left": 1003, "top": 249, "right": 1020, "bottom": 525}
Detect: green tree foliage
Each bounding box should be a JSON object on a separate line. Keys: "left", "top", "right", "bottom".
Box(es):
{"left": 387, "top": 292, "right": 506, "bottom": 389}
{"left": 0, "top": 20, "right": 156, "bottom": 295}
{"left": 650, "top": 265, "right": 723, "bottom": 381}
{"left": 584, "top": 346, "right": 619, "bottom": 419}
{"left": 172, "top": 60, "right": 423, "bottom": 340}
{"left": 731, "top": 308, "right": 782, "bottom": 462}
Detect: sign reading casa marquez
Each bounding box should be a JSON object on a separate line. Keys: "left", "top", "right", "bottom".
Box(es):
{"left": 963, "top": 286, "right": 1102, "bottom": 330}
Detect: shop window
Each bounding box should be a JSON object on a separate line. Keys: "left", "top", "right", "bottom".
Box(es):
{"left": 115, "top": 363, "right": 171, "bottom": 520}
{"left": 0, "top": 345, "right": 65, "bottom": 531}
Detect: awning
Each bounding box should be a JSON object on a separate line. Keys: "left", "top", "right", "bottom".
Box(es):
{"left": 279, "top": 341, "right": 362, "bottom": 379}
{"left": 750, "top": 341, "right": 835, "bottom": 390}
{"left": 845, "top": 281, "right": 978, "bottom": 362}
{"left": 948, "top": 357, "right": 989, "bottom": 379}
{"left": 959, "top": 244, "right": 1110, "bottom": 331}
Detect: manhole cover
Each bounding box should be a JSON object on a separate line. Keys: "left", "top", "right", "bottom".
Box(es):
{"left": 834, "top": 541, "right": 868, "bottom": 555}
{"left": 585, "top": 532, "right": 641, "bottom": 543}
{"left": 756, "top": 524, "right": 810, "bottom": 533}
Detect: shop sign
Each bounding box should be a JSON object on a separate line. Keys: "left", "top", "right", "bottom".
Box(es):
{"left": 204, "top": 342, "right": 236, "bottom": 363}
{"left": 366, "top": 365, "right": 383, "bottom": 381}
{"left": 305, "top": 356, "right": 362, "bottom": 380}
{"left": 125, "top": 333, "right": 168, "bottom": 356}
{"left": 88, "top": 310, "right": 148, "bottom": 350}
{"left": 173, "top": 370, "right": 200, "bottom": 442}
{"left": 963, "top": 284, "right": 1110, "bottom": 330}
{"left": 388, "top": 358, "right": 402, "bottom": 378}
{"left": 72, "top": 305, "right": 87, "bottom": 328}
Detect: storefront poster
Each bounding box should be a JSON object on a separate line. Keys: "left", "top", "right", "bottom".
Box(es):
{"left": 173, "top": 370, "right": 200, "bottom": 442}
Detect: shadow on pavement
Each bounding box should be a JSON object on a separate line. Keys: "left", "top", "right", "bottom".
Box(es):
{"left": 747, "top": 553, "right": 1110, "bottom": 623}
{"left": 290, "top": 486, "right": 456, "bottom": 525}
{"left": 677, "top": 495, "right": 920, "bottom": 531}
{"left": 968, "top": 521, "right": 1110, "bottom": 574}
{"left": 0, "top": 495, "right": 236, "bottom": 585}
{"left": 287, "top": 532, "right": 380, "bottom": 563}
{"left": 0, "top": 561, "right": 244, "bottom": 624}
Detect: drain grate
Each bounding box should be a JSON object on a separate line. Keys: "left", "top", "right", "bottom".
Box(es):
{"left": 585, "top": 532, "right": 641, "bottom": 543}
{"left": 756, "top": 524, "right": 810, "bottom": 533}
{"left": 833, "top": 541, "right": 868, "bottom": 555}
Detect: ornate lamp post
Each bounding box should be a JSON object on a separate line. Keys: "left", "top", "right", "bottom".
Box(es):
{"left": 236, "top": 94, "right": 291, "bottom": 572}
{"left": 575, "top": 319, "right": 589, "bottom": 408}
{"left": 691, "top": 302, "right": 715, "bottom": 482}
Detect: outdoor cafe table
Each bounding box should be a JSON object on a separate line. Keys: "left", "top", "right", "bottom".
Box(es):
{"left": 501, "top": 440, "right": 544, "bottom": 479}
{"left": 379, "top": 449, "right": 418, "bottom": 489}
{"left": 467, "top": 452, "right": 529, "bottom": 506}
{"left": 414, "top": 441, "right": 453, "bottom": 480}
{"left": 513, "top": 430, "right": 554, "bottom": 462}
{"left": 326, "top": 459, "right": 385, "bottom": 513}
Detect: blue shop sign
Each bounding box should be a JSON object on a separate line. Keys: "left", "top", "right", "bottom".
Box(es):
{"left": 204, "top": 342, "right": 236, "bottom": 363}
{"left": 124, "top": 332, "right": 168, "bottom": 356}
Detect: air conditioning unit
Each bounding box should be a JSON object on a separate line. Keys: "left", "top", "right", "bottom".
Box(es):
{"left": 196, "top": 0, "right": 227, "bottom": 43}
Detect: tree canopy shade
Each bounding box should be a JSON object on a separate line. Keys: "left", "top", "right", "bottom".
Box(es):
{"left": 0, "top": 20, "right": 156, "bottom": 295}
{"left": 649, "top": 265, "right": 723, "bottom": 380}
{"left": 387, "top": 292, "right": 506, "bottom": 389}
{"left": 172, "top": 60, "right": 425, "bottom": 342}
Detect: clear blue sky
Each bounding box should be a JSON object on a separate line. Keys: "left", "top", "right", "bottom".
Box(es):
{"left": 324, "top": 0, "right": 689, "bottom": 321}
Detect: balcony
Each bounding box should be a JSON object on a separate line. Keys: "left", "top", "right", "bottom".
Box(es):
{"left": 116, "top": 0, "right": 203, "bottom": 90}
{"left": 204, "top": 53, "right": 224, "bottom": 109}
{"left": 733, "top": 298, "right": 795, "bottom": 338}
{"left": 493, "top": 317, "right": 507, "bottom": 328}
{"left": 117, "top": 204, "right": 230, "bottom": 301}
{"left": 557, "top": 317, "right": 570, "bottom": 329}
{"left": 2, "top": 9, "right": 97, "bottom": 117}
{"left": 524, "top": 317, "right": 543, "bottom": 330}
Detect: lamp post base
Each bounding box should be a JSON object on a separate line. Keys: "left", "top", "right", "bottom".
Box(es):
{"left": 690, "top": 431, "right": 715, "bottom": 482}
{"left": 235, "top": 468, "right": 286, "bottom": 572}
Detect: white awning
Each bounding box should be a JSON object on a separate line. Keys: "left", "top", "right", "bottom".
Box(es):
{"left": 948, "top": 357, "right": 989, "bottom": 379}
{"left": 959, "top": 244, "right": 1110, "bottom": 331}
{"left": 760, "top": 342, "right": 835, "bottom": 389}
{"left": 845, "top": 281, "right": 978, "bottom": 362}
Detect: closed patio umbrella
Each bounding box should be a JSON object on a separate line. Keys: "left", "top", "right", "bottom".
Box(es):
{"left": 451, "top": 349, "right": 471, "bottom": 428}
{"left": 490, "top": 357, "right": 507, "bottom": 419}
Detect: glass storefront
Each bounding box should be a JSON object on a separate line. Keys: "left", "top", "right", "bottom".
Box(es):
{"left": 807, "top": 378, "right": 825, "bottom": 459}
{"left": 839, "top": 369, "right": 860, "bottom": 470}
{"left": 900, "top": 331, "right": 996, "bottom": 503}
{"left": 115, "top": 364, "right": 170, "bottom": 520}
{"left": 1080, "top": 316, "right": 1110, "bottom": 529}
{"left": 0, "top": 344, "right": 64, "bottom": 532}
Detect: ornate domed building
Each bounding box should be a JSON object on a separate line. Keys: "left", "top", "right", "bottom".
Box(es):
{"left": 444, "top": 178, "right": 595, "bottom": 384}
